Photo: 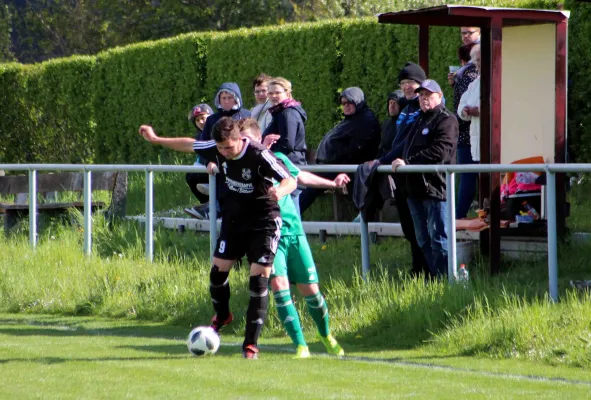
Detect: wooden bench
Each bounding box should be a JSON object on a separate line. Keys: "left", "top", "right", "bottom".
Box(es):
{"left": 0, "top": 171, "right": 127, "bottom": 235}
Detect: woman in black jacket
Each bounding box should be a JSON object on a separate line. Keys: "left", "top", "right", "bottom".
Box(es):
{"left": 300, "top": 87, "right": 381, "bottom": 215}
{"left": 263, "top": 77, "right": 308, "bottom": 214}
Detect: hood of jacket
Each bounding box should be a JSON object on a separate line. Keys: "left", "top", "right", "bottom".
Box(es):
{"left": 340, "top": 87, "right": 366, "bottom": 114}
{"left": 269, "top": 98, "right": 308, "bottom": 122}
{"left": 214, "top": 82, "right": 244, "bottom": 111}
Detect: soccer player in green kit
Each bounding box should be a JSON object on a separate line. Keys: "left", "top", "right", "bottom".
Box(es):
{"left": 237, "top": 118, "right": 348, "bottom": 358}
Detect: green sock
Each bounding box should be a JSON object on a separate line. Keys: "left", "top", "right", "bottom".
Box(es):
{"left": 305, "top": 292, "right": 330, "bottom": 337}
{"left": 274, "top": 290, "right": 307, "bottom": 347}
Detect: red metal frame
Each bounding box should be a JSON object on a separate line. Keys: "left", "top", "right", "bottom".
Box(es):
{"left": 378, "top": 5, "right": 569, "bottom": 274}
{"left": 489, "top": 17, "right": 503, "bottom": 273}
{"left": 555, "top": 20, "right": 568, "bottom": 236}
{"left": 419, "top": 24, "right": 430, "bottom": 75}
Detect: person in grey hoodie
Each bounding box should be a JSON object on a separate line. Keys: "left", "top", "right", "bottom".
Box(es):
{"left": 187, "top": 82, "right": 251, "bottom": 220}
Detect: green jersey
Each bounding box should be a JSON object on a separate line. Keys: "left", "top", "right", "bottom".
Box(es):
{"left": 273, "top": 152, "right": 305, "bottom": 237}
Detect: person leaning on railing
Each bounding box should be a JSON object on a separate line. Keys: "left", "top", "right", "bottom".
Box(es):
{"left": 388, "top": 79, "right": 459, "bottom": 279}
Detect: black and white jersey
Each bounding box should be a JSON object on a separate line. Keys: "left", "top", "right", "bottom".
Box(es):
{"left": 193, "top": 137, "right": 291, "bottom": 229}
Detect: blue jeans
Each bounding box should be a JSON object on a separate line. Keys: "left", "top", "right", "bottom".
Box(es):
{"left": 407, "top": 198, "right": 448, "bottom": 278}
{"left": 456, "top": 144, "right": 478, "bottom": 219}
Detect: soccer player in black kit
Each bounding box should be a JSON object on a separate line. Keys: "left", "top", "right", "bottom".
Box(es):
{"left": 139, "top": 117, "right": 296, "bottom": 359}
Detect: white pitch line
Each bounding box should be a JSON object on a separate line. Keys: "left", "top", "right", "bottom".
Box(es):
{"left": 217, "top": 341, "right": 591, "bottom": 387}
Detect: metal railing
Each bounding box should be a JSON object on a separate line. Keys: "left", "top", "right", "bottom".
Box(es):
{"left": 1, "top": 162, "right": 589, "bottom": 302}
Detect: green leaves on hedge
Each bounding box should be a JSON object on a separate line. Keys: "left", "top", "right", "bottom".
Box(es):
{"left": 1, "top": 0, "right": 591, "bottom": 164}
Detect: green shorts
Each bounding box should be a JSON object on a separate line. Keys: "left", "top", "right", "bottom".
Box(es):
{"left": 271, "top": 235, "right": 318, "bottom": 284}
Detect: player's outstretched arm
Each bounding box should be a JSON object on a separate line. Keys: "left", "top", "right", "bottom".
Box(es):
{"left": 297, "top": 171, "right": 350, "bottom": 189}
{"left": 268, "top": 177, "right": 297, "bottom": 201}
{"left": 139, "top": 125, "right": 196, "bottom": 153}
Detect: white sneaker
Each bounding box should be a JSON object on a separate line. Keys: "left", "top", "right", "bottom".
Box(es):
{"left": 196, "top": 184, "right": 210, "bottom": 196}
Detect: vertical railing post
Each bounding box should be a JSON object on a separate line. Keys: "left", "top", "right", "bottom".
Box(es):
{"left": 446, "top": 171, "right": 457, "bottom": 283}
{"left": 208, "top": 172, "right": 217, "bottom": 262}
{"left": 546, "top": 170, "right": 558, "bottom": 302}
{"left": 359, "top": 212, "right": 370, "bottom": 281}
{"left": 83, "top": 170, "right": 92, "bottom": 256}
{"left": 28, "top": 169, "right": 37, "bottom": 248}
{"left": 145, "top": 170, "right": 154, "bottom": 262}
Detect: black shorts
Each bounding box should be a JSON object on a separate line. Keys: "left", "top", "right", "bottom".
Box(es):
{"left": 213, "top": 218, "right": 282, "bottom": 266}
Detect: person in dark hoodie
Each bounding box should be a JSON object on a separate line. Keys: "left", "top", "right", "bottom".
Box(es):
{"left": 263, "top": 77, "right": 308, "bottom": 166}
{"left": 298, "top": 87, "right": 381, "bottom": 215}
{"left": 262, "top": 77, "right": 308, "bottom": 214}
{"left": 187, "top": 83, "right": 251, "bottom": 219}
{"left": 390, "top": 79, "right": 459, "bottom": 279}
{"left": 184, "top": 104, "right": 213, "bottom": 218}
{"left": 374, "top": 62, "right": 430, "bottom": 278}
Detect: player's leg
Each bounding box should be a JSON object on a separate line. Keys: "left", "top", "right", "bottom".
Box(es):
{"left": 241, "top": 261, "right": 272, "bottom": 359}
{"left": 210, "top": 227, "right": 244, "bottom": 333}
{"left": 290, "top": 235, "right": 344, "bottom": 356}
{"left": 269, "top": 236, "right": 308, "bottom": 357}
{"left": 241, "top": 227, "right": 280, "bottom": 359}
{"left": 209, "top": 257, "right": 235, "bottom": 332}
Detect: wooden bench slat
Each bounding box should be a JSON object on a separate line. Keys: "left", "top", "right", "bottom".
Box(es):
{"left": 0, "top": 172, "right": 118, "bottom": 195}
{"left": 0, "top": 201, "right": 105, "bottom": 211}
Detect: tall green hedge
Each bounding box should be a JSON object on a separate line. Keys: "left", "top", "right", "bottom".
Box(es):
{"left": 205, "top": 20, "right": 343, "bottom": 146}
{"left": 92, "top": 33, "right": 209, "bottom": 164}
{"left": 0, "top": 56, "right": 95, "bottom": 164}
{"left": 1, "top": 0, "right": 590, "bottom": 164}
{"left": 338, "top": 21, "right": 418, "bottom": 124}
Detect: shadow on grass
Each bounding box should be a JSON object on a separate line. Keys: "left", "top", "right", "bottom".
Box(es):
{"left": 0, "top": 355, "right": 188, "bottom": 365}
{"left": 0, "top": 318, "right": 188, "bottom": 340}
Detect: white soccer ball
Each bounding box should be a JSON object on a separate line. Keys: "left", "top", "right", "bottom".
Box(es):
{"left": 187, "top": 326, "right": 220, "bottom": 356}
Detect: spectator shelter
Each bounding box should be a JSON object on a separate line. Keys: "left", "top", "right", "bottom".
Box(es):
{"left": 378, "top": 5, "right": 569, "bottom": 273}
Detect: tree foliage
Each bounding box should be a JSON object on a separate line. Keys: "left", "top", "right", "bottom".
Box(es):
{"left": 5, "top": 0, "right": 457, "bottom": 64}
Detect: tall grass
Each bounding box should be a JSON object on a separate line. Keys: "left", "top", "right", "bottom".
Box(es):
{"left": 2, "top": 171, "right": 591, "bottom": 368}
{"left": 1, "top": 212, "right": 591, "bottom": 367}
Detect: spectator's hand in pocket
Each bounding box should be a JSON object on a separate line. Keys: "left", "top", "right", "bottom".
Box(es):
{"left": 333, "top": 173, "right": 350, "bottom": 188}
{"left": 391, "top": 158, "right": 406, "bottom": 172}
{"left": 206, "top": 162, "right": 219, "bottom": 175}
{"left": 262, "top": 134, "right": 280, "bottom": 149}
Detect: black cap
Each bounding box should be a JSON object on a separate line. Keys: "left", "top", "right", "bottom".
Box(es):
{"left": 398, "top": 62, "right": 427, "bottom": 84}
{"left": 388, "top": 90, "right": 404, "bottom": 103}
{"left": 414, "top": 79, "right": 442, "bottom": 94}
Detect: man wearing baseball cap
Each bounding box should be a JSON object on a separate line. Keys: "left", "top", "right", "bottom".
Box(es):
{"left": 389, "top": 78, "right": 459, "bottom": 279}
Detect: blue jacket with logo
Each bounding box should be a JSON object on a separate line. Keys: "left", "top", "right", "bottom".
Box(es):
{"left": 378, "top": 96, "right": 421, "bottom": 165}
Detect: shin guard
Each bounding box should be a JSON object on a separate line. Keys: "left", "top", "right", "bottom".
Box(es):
{"left": 243, "top": 275, "right": 269, "bottom": 348}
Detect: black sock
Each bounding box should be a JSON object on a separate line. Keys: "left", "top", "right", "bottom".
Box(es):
{"left": 209, "top": 265, "right": 230, "bottom": 320}
{"left": 243, "top": 275, "right": 269, "bottom": 349}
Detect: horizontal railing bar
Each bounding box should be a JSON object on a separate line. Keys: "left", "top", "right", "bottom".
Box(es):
{"left": 2, "top": 163, "right": 591, "bottom": 174}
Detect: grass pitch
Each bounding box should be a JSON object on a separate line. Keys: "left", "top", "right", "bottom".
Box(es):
{"left": 1, "top": 314, "right": 590, "bottom": 400}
